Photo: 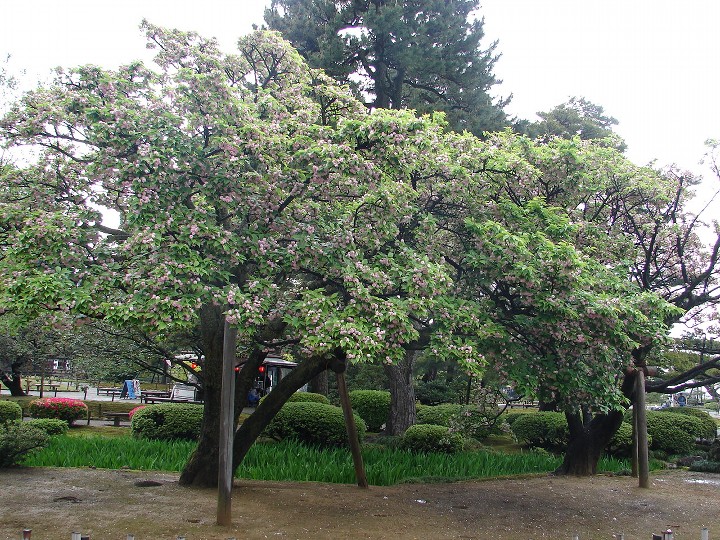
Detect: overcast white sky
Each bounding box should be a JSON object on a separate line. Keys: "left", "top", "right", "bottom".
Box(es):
{"left": 2, "top": 0, "right": 719, "bottom": 181}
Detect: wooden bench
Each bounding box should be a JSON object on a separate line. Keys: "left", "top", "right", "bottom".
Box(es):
{"left": 505, "top": 400, "right": 538, "bottom": 409}
{"left": 103, "top": 411, "right": 131, "bottom": 427}
{"left": 96, "top": 387, "right": 123, "bottom": 401}
{"left": 140, "top": 390, "right": 171, "bottom": 403}
{"left": 142, "top": 396, "right": 203, "bottom": 405}
{"left": 33, "top": 383, "right": 61, "bottom": 396}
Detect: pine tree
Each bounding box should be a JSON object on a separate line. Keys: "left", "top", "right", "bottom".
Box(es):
{"left": 265, "top": 0, "right": 509, "bottom": 135}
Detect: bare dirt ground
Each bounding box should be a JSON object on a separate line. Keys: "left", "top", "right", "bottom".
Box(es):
{"left": 1, "top": 467, "right": 719, "bottom": 540}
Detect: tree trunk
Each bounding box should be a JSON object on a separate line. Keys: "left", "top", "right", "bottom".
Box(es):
{"left": 1, "top": 371, "right": 27, "bottom": 396}
{"left": 383, "top": 349, "right": 418, "bottom": 435}
{"left": 179, "top": 304, "right": 225, "bottom": 487}
{"left": 232, "top": 354, "right": 328, "bottom": 468}
{"left": 555, "top": 409, "right": 624, "bottom": 475}
{"left": 308, "top": 370, "right": 328, "bottom": 396}
{"left": 555, "top": 371, "right": 637, "bottom": 476}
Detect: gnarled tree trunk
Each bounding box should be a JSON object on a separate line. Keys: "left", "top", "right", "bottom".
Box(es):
{"left": 555, "top": 370, "right": 638, "bottom": 476}
{"left": 0, "top": 370, "right": 26, "bottom": 396}
{"left": 555, "top": 409, "right": 624, "bottom": 475}
{"left": 308, "top": 370, "right": 328, "bottom": 396}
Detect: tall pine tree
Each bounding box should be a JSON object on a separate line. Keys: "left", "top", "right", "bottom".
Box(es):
{"left": 265, "top": 0, "right": 509, "bottom": 135}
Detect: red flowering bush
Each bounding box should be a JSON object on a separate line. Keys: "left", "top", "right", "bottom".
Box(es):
{"left": 128, "top": 405, "right": 146, "bottom": 419}
{"left": 28, "top": 398, "right": 88, "bottom": 426}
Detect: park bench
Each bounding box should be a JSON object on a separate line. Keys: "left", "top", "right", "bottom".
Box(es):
{"left": 505, "top": 400, "right": 538, "bottom": 409}
{"left": 140, "top": 390, "right": 171, "bottom": 403}
{"left": 33, "top": 383, "right": 61, "bottom": 397}
{"left": 141, "top": 396, "right": 203, "bottom": 405}
{"left": 103, "top": 411, "right": 130, "bottom": 427}
{"left": 96, "top": 387, "right": 123, "bottom": 400}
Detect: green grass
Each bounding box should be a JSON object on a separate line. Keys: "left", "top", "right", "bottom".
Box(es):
{"left": 22, "top": 434, "right": 636, "bottom": 485}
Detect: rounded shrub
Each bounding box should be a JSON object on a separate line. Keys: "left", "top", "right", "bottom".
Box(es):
{"left": 605, "top": 422, "right": 655, "bottom": 458}
{"left": 287, "top": 392, "right": 330, "bottom": 404}
{"left": 131, "top": 403, "right": 203, "bottom": 441}
{"left": 0, "top": 422, "right": 49, "bottom": 467}
{"left": 658, "top": 407, "right": 717, "bottom": 440}
{"left": 646, "top": 411, "right": 703, "bottom": 456}
{"left": 28, "top": 397, "right": 88, "bottom": 426}
{"left": 0, "top": 401, "right": 23, "bottom": 424}
{"left": 502, "top": 409, "right": 536, "bottom": 426}
{"left": 399, "top": 424, "right": 464, "bottom": 454}
{"left": 24, "top": 418, "right": 70, "bottom": 436}
{"left": 265, "top": 401, "right": 366, "bottom": 448}
{"left": 349, "top": 390, "right": 390, "bottom": 432}
{"left": 510, "top": 411, "right": 568, "bottom": 451}
{"left": 416, "top": 403, "right": 464, "bottom": 427}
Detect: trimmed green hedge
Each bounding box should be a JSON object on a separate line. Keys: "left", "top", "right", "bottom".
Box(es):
{"left": 400, "top": 424, "right": 464, "bottom": 454}
{"left": 0, "top": 401, "right": 23, "bottom": 424}
{"left": 287, "top": 392, "right": 330, "bottom": 404}
{"left": 0, "top": 422, "right": 49, "bottom": 467}
{"left": 502, "top": 409, "right": 537, "bottom": 425}
{"left": 416, "top": 403, "right": 464, "bottom": 426}
{"left": 646, "top": 411, "right": 703, "bottom": 456}
{"left": 131, "top": 403, "right": 203, "bottom": 441}
{"left": 510, "top": 412, "right": 568, "bottom": 451}
{"left": 24, "top": 418, "right": 70, "bottom": 436}
{"left": 349, "top": 390, "right": 390, "bottom": 432}
{"left": 658, "top": 407, "right": 717, "bottom": 440}
{"left": 265, "top": 401, "right": 366, "bottom": 448}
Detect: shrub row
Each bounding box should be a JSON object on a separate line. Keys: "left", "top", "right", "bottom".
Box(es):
{"left": 509, "top": 408, "right": 715, "bottom": 458}
{"left": 265, "top": 401, "right": 366, "bottom": 447}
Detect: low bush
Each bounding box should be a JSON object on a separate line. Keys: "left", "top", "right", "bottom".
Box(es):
{"left": 502, "top": 409, "right": 536, "bottom": 426}
{"left": 605, "top": 422, "right": 653, "bottom": 458}
{"left": 646, "top": 411, "right": 702, "bottom": 456}
{"left": 689, "top": 460, "right": 720, "bottom": 474}
{"left": 28, "top": 397, "right": 88, "bottom": 426}
{"left": 24, "top": 418, "right": 70, "bottom": 436}
{"left": 265, "top": 401, "right": 366, "bottom": 448}
{"left": 606, "top": 422, "right": 633, "bottom": 458}
{"left": 131, "top": 403, "right": 203, "bottom": 441}
{"left": 287, "top": 392, "right": 330, "bottom": 404}
{"left": 658, "top": 407, "right": 718, "bottom": 440}
{"left": 399, "top": 424, "right": 464, "bottom": 454}
{"left": 0, "top": 422, "right": 49, "bottom": 467}
{"left": 0, "top": 400, "right": 23, "bottom": 424}
{"left": 416, "top": 403, "right": 464, "bottom": 427}
{"left": 510, "top": 412, "right": 568, "bottom": 451}
{"left": 349, "top": 390, "right": 390, "bottom": 432}
{"left": 416, "top": 403, "right": 503, "bottom": 441}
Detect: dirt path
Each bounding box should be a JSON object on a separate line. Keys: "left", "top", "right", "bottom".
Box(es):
{"left": 1, "top": 467, "right": 719, "bottom": 540}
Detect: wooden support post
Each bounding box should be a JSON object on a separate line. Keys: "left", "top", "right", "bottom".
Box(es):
{"left": 217, "top": 318, "right": 238, "bottom": 526}
{"left": 336, "top": 371, "right": 368, "bottom": 488}
{"left": 634, "top": 369, "right": 650, "bottom": 488}
{"left": 631, "top": 403, "right": 638, "bottom": 477}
